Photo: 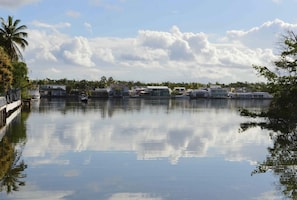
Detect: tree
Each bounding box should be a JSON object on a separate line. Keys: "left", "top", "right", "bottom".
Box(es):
{"left": 12, "top": 62, "right": 29, "bottom": 97}
{"left": 240, "top": 31, "right": 297, "bottom": 199}
{"left": 107, "top": 76, "right": 115, "bottom": 86}
{"left": 0, "top": 16, "right": 28, "bottom": 61}
{"left": 0, "top": 47, "right": 13, "bottom": 93}
{"left": 241, "top": 30, "right": 297, "bottom": 129}
{"left": 12, "top": 62, "right": 28, "bottom": 88}
{"left": 99, "top": 76, "right": 107, "bottom": 88}
{"left": 253, "top": 31, "right": 297, "bottom": 94}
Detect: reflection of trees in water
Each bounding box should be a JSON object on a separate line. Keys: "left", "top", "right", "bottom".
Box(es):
{"left": 0, "top": 111, "right": 28, "bottom": 194}
{"left": 241, "top": 88, "right": 297, "bottom": 199}
{"left": 251, "top": 130, "right": 297, "bottom": 199}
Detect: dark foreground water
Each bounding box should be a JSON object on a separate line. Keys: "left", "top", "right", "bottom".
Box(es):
{"left": 0, "top": 98, "right": 284, "bottom": 200}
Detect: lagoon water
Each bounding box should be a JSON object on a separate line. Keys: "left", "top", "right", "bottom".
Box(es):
{"left": 0, "top": 98, "right": 284, "bottom": 200}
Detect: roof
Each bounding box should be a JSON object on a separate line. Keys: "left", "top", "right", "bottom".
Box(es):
{"left": 147, "top": 86, "right": 169, "bottom": 89}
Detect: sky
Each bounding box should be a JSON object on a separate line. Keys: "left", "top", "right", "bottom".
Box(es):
{"left": 1, "top": 0, "right": 297, "bottom": 84}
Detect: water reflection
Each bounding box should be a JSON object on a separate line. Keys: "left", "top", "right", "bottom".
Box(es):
{"left": 26, "top": 98, "right": 272, "bottom": 165}
{"left": 2, "top": 98, "right": 282, "bottom": 199}
{"left": 252, "top": 130, "right": 297, "bottom": 199}
{"left": 0, "top": 109, "right": 28, "bottom": 193}
{"left": 34, "top": 98, "right": 271, "bottom": 117}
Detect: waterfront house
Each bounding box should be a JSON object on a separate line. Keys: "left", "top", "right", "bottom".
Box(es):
{"left": 144, "top": 86, "right": 171, "bottom": 99}
{"left": 40, "top": 85, "right": 67, "bottom": 97}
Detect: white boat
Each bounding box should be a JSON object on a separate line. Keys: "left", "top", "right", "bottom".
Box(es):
{"left": 28, "top": 89, "right": 40, "bottom": 100}
{"left": 228, "top": 91, "right": 273, "bottom": 99}
{"left": 80, "top": 94, "right": 88, "bottom": 102}
{"left": 129, "top": 87, "right": 147, "bottom": 98}
{"left": 171, "top": 87, "right": 190, "bottom": 99}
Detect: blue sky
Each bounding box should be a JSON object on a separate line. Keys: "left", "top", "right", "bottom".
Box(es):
{"left": 1, "top": 0, "right": 297, "bottom": 83}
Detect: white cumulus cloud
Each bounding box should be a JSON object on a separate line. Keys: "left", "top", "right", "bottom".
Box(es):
{"left": 61, "top": 36, "right": 95, "bottom": 67}
{"left": 24, "top": 19, "right": 297, "bottom": 83}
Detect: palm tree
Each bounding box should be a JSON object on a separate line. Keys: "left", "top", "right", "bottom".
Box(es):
{"left": 0, "top": 16, "right": 28, "bottom": 61}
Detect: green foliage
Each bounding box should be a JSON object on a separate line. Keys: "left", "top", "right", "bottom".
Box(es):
{"left": 0, "top": 16, "right": 29, "bottom": 97}
{"left": 241, "top": 31, "right": 297, "bottom": 133}
{"left": 11, "top": 62, "right": 29, "bottom": 98}
{"left": 0, "top": 111, "right": 28, "bottom": 193}
{"left": 0, "top": 16, "right": 28, "bottom": 61}
{"left": 0, "top": 47, "right": 13, "bottom": 93}
{"left": 241, "top": 31, "right": 297, "bottom": 199}
{"left": 253, "top": 31, "right": 297, "bottom": 95}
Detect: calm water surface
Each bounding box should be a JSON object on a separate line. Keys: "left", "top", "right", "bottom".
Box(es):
{"left": 0, "top": 98, "right": 283, "bottom": 200}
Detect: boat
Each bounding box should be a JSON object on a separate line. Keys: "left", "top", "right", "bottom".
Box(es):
{"left": 129, "top": 87, "right": 147, "bottom": 98}
{"left": 28, "top": 87, "right": 40, "bottom": 100}
{"left": 80, "top": 93, "right": 88, "bottom": 103}
{"left": 171, "top": 87, "right": 190, "bottom": 99}
{"left": 228, "top": 91, "right": 273, "bottom": 99}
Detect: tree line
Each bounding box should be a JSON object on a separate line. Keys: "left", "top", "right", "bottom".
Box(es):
{"left": 31, "top": 77, "right": 271, "bottom": 94}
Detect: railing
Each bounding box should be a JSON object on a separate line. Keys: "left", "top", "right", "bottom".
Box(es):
{"left": 0, "top": 89, "right": 22, "bottom": 128}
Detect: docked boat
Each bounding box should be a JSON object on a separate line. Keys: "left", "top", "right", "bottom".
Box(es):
{"left": 171, "top": 87, "right": 190, "bottom": 99}
{"left": 80, "top": 93, "right": 88, "bottom": 102}
{"left": 228, "top": 91, "right": 273, "bottom": 99}
{"left": 28, "top": 88, "right": 40, "bottom": 100}
{"left": 129, "top": 87, "right": 147, "bottom": 98}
